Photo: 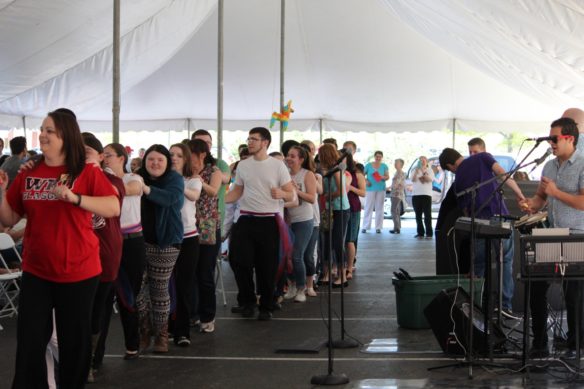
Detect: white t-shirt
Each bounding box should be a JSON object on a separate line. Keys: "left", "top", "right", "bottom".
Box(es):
{"left": 288, "top": 168, "right": 314, "bottom": 224}
{"left": 121, "top": 173, "right": 144, "bottom": 232}
{"left": 235, "top": 156, "right": 292, "bottom": 214}
{"left": 411, "top": 167, "right": 434, "bottom": 197}
{"left": 181, "top": 177, "right": 203, "bottom": 238}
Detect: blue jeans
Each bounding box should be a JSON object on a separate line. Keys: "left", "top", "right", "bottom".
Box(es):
{"left": 304, "top": 226, "right": 318, "bottom": 277}
{"left": 474, "top": 232, "right": 514, "bottom": 310}
{"left": 290, "top": 220, "right": 315, "bottom": 288}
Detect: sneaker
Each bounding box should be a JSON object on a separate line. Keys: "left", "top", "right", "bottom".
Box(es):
{"left": 189, "top": 318, "right": 200, "bottom": 327}
{"left": 528, "top": 347, "right": 550, "bottom": 359}
{"left": 199, "top": 320, "right": 215, "bottom": 333}
{"left": 176, "top": 336, "right": 191, "bottom": 346}
{"left": 241, "top": 305, "right": 256, "bottom": 318}
{"left": 361, "top": 229, "right": 367, "bottom": 233}
{"left": 305, "top": 287, "right": 317, "bottom": 297}
{"left": 499, "top": 308, "right": 521, "bottom": 321}
{"left": 376, "top": 229, "right": 381, "bottom": 233}
{"left": 425, "top": 235, "right": 433, "bottom": 239}
{"left": 294, "top": 289, "right": 307, "bottom": 303}
{"left": 168, "top": 332, "right": 174, "bottom": 342}
{"left": 389, "top": 230, "right": 400, "bottom": 234}
{"left": 284, "top": 284, "right": 297, "bottom": 300}
{"left": 87, "top": 368, "right": 96, "bottom": 383}
{"left": 123, "top": 350, "right": 139, "bottom": 360}
{"left": 231, "top": 305, "right": 246, "bottom": 314}
{"left": 258, "top": 310, "right": 272, "bottom": 321}
{"left": 414, "top": 234, "right": 424, "bottom": 239}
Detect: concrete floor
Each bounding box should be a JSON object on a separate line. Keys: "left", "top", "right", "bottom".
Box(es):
{"left": 0, "top": 216, "right": 583, "bottom": 388}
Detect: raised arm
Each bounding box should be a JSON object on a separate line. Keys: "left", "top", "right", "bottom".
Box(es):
{"left": 492, "top": 162, "right": 525, "bottom": 202}
{"left": 54, "top": 184, "right": 120, "bottom": 218}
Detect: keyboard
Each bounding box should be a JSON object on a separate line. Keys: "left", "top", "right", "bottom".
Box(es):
{"left": 455, "top": 217, "right": 512, "bottom": 239}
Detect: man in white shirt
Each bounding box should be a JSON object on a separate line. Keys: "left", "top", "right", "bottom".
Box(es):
{"left": 226, "top": 127, "right": 295, "bottom": 320}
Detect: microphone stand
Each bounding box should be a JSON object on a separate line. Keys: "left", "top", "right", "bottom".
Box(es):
{"left": 311, "top": 164, "right": 349, "bottom": 386}
{"left": 331, "top": 161, "right": 358, "bottom": 350}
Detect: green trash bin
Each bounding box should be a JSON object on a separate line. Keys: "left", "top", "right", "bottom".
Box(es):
{"left": 392, "top": 275, "right": 484, "bottom": 329}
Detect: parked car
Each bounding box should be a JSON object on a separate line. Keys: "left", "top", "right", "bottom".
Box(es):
{"left": 383, "top": 154, "right": 517, "bottom": 218}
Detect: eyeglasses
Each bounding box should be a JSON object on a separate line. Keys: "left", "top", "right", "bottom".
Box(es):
{"left": 247, "top": 137, "right": 263, "bottom": 143}
{"left": 548, "top": 135, "right": 573, "bottom": 144}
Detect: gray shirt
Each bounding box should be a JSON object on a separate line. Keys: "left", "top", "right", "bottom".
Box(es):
{"left": 0, "top": 155, "right": 24, "bottom": 187}
{"left": 577, "top": 137, "right": 584, "bottom": 154}
{"left": 541, "top": 149, "right": 584, "bottom": 231}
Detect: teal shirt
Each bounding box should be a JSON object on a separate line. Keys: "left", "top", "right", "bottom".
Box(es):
{"left": 216, "top": 158, "right": 230, "bottom": 229}
{"left": 323, "top": 174, "right": 349, "bottom": 211}
{"left": 364, "top": 162, "right": 388, "bottom": 192}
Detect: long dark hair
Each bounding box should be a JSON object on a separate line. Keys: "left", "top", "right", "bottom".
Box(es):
{"left": 345, "top": 152, "right": 356, "bottom": 174}
{"left": 46, "top": 109, "right": 86, "bottom": 185}
{"left": 139, "top": 144, "right": 173, "bottom": 184}
{"left": 188, "top": 139, "right": 216, "bottom": 166}
{"left": 170, "top": 143, "right": 193, "bottom": 177}
{"left": 105, "top": 143, "right": 129, "bottom": 173}
{"left": 289, "top": 145, "right": 315, "bottom": 172}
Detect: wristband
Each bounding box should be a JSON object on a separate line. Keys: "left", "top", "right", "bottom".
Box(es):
{"left": 75, "top": 194, "right": 82, "bottom": 206}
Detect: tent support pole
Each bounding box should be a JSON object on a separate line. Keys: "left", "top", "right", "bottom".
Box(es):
{"left": 452, "top": 118, "right": 456, "bottom": 147}
{"left": 279, "top": 0, "right": 286, "bottom": 147}
{"left": 112, "top": 0, "right": 121, "bottom": 143}
{"left": 319, "top": 118, "right": 323, "bottom": 144}
{"left": 22, "top": 116, "right": 26, "bottom": 138}
{"left": 217, "top": 0, "right": 224, "bottom": 159}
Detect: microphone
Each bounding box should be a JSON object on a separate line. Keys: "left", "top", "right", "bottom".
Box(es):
{"left": 323, "top": 162, "right": 346, "bottom": 178}
{"left": 534, "top": 147, "right": 552, "bottom": 165}
{"left": 528, "top": 147, "right": 552, "bottom": 174}
{"left": 526, "top": 135, "right": 557, "bottom": 143}
{"left": 335, "top": 148, "right": 350, "bottom": 166}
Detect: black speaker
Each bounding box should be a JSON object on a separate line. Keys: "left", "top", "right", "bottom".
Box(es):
{"left": 424, "top": 287, "right": 506, "bottom": 355}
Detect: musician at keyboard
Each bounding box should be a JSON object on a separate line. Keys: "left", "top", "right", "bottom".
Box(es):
{"left": 438, "top": 147, "right": 526, "bottom": 315}
{"left": 520, "top": 117, "right": 584, "bottom": 358}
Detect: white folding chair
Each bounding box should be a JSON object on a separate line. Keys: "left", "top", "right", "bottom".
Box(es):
{"left": 0, "top": 233, "right": 23, "bottom": 329}
{"left": 215, "top": 253, "right": 227, "bottom": 307}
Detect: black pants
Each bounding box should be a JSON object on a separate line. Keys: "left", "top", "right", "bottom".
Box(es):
{"left": 412, "top": 195, "right": 433, "bottom": 237}
{"left": 93, "top": 286, "right": 115, "bottom": 369}
{"left": 230, "top": 216, "right": 279, "bottom": 312}
{"left": 170, "top": 235, "right": 199, "bottom": 338}
{"left": 91, "top": 282, "right": 113, "bottom": 335}
{"left": 116, "top": 236, "right": 146, "bottom": 352}
{"left": 322, "top": 210, "right": 350, "bottom": 266}
{"left": 530, "top": 280, "right": 584, "bottom": 349}
{"left": 195, "top": 231, "right": 219, "bottom": 323}
{"left": 12, "top": 272, "right": 99, "bottom": 389}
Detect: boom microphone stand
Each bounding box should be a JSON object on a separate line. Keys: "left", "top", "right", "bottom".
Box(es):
{"left": 332, "top": 161, "right": 358, "bottom": 350}
{"left": 311, "top": 164, "right": 349, "bottom": 386}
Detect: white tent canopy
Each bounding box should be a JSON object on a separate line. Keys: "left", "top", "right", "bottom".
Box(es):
{"left": 1, "top": 0, "right": 583, "bottom": 133}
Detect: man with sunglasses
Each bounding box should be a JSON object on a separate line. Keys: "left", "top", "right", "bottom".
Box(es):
{"left": 521, "top": 117, "right": 584, "bottom": 358}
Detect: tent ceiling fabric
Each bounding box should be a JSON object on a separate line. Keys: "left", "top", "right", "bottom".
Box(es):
{"left": 0, "top": 0, "right": 583, "bottom": 133}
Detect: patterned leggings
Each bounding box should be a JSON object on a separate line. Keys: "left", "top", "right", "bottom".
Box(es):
{"left": 137, "top": 243, "right": 180, "bottom": 336}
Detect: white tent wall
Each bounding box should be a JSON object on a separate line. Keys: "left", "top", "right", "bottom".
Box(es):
{"left": 0, "top": 0, "right": 583, "bottom": 137}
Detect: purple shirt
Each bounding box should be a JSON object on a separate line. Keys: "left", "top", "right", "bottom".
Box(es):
{"left": 454, "top": 152, "right": 508, "bottom": 219}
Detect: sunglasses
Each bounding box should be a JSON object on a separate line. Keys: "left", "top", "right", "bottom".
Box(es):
{"left": 548, "top": 135, "right": 573, "bottom": 144}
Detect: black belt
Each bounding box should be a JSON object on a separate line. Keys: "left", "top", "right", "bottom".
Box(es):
{"left": 122, "top": 231, "right": 143, "bottom": 240}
